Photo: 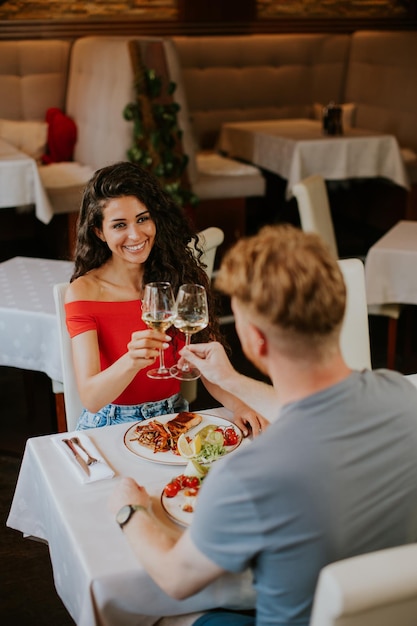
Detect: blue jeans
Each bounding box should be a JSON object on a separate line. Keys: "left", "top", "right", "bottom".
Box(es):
{"left": 75, "top": 392, "right": 188, "bottom": 430}
{"left": 193, "top": 611, "right": 255, "bottom": 626}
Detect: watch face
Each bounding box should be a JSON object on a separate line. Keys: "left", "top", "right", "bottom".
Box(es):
{"left": 116, "top": 505, "right": 133, "bottom": 527}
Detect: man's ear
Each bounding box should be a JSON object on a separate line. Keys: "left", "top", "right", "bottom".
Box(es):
{"left": 248, "top": 323, "right": 267, "bottom": 357}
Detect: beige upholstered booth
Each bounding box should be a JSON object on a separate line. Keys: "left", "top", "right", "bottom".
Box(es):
{"left": 171, "top": 34, "right": 351, "bottom": 151}
{"left": 344, "top": 31, "right": 417, "bottom": 184}
{"left": 0, "top": 40, "right": 70, "bottom": 122}
{"left": 38, "top": 36, "right": 136, "bottom": 216}
{"left": 2, "top": 30, "right": 417, "bottom": 250}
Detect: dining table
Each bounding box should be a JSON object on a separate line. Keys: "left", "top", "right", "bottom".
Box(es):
{"left": 0, "top": 255, "right": 73, "bottom": 383}
{"left": 218, "top": 118, "right": 410, "bottom": 199}
{"left": 6, "top": 408, "right": 256, "bottom": 626}
{"left": 365, "top": 220, "right": 417, "bottom": 307}
{"left": 0, "top": 137, "right": 54, "bottom": 224}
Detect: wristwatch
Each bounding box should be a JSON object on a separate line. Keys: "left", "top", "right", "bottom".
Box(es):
{"left": 116, "top": 504, "right": 148, "bottom": 529}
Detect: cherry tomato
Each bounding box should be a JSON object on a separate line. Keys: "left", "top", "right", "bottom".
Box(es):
{"left": 184, "top": 476, "right": 200, "bottom": 489}
{"left": 173, "top": 474, "right": 188, "bottom": 489}
{"left": 164, "top": 482, "right": 180, "bottom": 498}
{"left": 224, "top": 427, "right": 239, "bottom": 446}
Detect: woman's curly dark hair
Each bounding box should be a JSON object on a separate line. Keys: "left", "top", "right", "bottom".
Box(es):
{"left": 71, "top": 161, "right": 223, "bottom": 344}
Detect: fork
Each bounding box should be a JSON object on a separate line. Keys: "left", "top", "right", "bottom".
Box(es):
{"left": 70, "top": 436, "right": 98, "bottom": 466}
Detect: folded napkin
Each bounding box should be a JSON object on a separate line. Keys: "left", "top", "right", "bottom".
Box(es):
{"left": 53, "top": 432, "right": 115, "bottom": 484}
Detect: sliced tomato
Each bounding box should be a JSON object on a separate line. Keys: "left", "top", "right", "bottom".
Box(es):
{"left": 173, "top": 474, "right": 188, "bottom": 489}
{"left": 184, "top": 476, "right": 200, "bottom": 489}
{"left": 224, "top": 427, "right": 239, "bottom": 446}
{"left": 164, "top": 482, "right": 180, "bottom": 498}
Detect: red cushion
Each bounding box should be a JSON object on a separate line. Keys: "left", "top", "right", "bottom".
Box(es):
{"left": 42, "top": 107, "right": 77, "bottom": 164}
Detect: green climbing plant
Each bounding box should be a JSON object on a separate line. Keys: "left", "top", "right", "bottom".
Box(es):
{"left": 123, "top": 64, "right": 198, "bottom": 209}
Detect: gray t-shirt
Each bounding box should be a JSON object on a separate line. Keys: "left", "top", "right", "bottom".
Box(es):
{"left": 190, "top": 370, "right": 417, "bottom": 625}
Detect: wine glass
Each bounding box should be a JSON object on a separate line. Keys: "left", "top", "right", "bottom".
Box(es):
{"left": 170, "top": 284, "right": 209, "bottom": 381}
{"left": 142, "top": 282, "right": 176, "bottom": 379}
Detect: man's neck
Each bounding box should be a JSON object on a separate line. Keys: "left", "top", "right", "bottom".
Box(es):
{"left": 268, "top": 352, "right": 352, "bottom": 406}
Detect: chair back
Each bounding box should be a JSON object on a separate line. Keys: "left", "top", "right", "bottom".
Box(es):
{"left": 182, "top": 226, "right": 224, "bottom": 403}
{"left": 53, "top": 282, "right": 84, "bottom": 432}
{"left": 193, "top": 226, "right": 224, "bottom": 279}
{"left": 338, "top": 258, "right": 372, "bottom": 371}
{"left": 292, "top": 174, "right": 339, "bottom": 258}
{"left": 310, "top": 543, "right": 417, "bottom": 626}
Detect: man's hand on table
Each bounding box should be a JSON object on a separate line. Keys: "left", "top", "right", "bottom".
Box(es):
{"left": 108, "top": 477, "right": 150, "bottom": 516}
{"left": 232, "top": 403, "right": 270, "bottom": 438}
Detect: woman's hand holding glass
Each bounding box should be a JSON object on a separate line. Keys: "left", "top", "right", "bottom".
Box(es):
{"left": 170, "top": 283, "right": 209, "bottom": 381}
{"left": 141, "top": 282, "right": 176, "bottom": 379}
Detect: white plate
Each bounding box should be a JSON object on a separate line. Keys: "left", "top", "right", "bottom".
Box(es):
{"left": 124, "top": 413, "right": 242, "bottom": 465}
{"left": 161, "top": 487, "right": 197, "bottom": 527}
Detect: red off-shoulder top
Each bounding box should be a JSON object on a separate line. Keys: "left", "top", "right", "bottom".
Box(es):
{"left": 65, "top": 300, "right": 183, "bottom": 405}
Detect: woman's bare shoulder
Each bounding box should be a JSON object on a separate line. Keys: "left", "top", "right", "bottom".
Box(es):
{"left": 65, "top": 273, "right": 101, "bottom": 303}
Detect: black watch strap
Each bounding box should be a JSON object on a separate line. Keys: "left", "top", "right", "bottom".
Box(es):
{"left": 116, "top": 504, "right": 149, "bottom": 529}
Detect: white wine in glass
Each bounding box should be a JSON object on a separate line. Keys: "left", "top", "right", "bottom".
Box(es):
{"left": 170, "top": 283, "right": 209, "bottom": 381}
{"left": 142, "top": 282, "right": 176, "bottom": 379}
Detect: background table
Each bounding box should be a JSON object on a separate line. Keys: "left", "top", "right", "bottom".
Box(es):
{"left": 0, "top": 256, "right": 73, "bottom": 382}
{"left": 7, "top": 409, "right": 256, "bottom": 626}
{"left": 0, "top": 138, "right": 54, "bottom": 224}
{"left": 365, "top": 220, "right": 417, "bottom": 306}
{"left": 219, "top": 119, "right": 410, "bottom": 199}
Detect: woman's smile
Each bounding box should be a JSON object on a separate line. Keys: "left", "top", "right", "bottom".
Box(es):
{"left": 123, "top": 241, "right": 147, "bottom": 253}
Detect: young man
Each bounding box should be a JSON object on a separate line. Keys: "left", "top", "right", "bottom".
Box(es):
{"left": 109, "top": 224, "right": 417, "bottom": 626}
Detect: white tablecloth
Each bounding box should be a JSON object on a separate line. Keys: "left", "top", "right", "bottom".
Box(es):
{"left": 219, "top": 119, "right": 410, "bottom": 198}
{"left": 7, "top": 409, "right": 256, "bottom": 626}
{"left": 0, "top": 256, "right": 73, "bottom": 381}
{"left": 365, "top": 220, "right": 417, "bottom": 306}
{"left": 0, "top": 138, "right": 54, "bottom": 224}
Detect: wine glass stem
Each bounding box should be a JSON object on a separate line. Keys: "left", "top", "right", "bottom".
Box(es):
{"left": 182, "top": 333, "right": 191, "bottom": 372}
{"left": 158, "top": 348, "right": 167, "bottom": 372}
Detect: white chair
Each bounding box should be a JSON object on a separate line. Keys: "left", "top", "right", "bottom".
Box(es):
{"left": 338, "top": 258, "right": 372, "bottom": 371}
{"left": 310, "top": 543, "right": 417, "bottom": 626}
{"left": 192, "top": 226, "right": 224, "bottom": 280}
{"left": 293, "top": 174, "right": 401, "bottom": 369}
{"left": 53, "top": 282, "right": 84, "bottom": 432}
{"left": 53, "top": 227, "right": 224, "bottom": 430}
{"left": 182, "top": 226, "right": 224, "bottom": 403}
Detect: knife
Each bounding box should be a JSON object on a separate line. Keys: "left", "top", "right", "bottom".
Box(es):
{"left": 62, "top": 438, "right": 90, "bottom": 476}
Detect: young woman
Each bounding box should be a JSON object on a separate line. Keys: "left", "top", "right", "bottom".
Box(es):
{"left": 66, "top": 161, "right": 265, "bottom": 434}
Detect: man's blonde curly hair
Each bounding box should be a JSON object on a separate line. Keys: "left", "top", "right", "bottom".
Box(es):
{"left": 216, "top": 224, "right": 346, "bottom": 359}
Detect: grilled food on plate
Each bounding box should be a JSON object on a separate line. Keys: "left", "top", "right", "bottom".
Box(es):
{"left": 129, "top": 412, "right": 202, "bottom": 453}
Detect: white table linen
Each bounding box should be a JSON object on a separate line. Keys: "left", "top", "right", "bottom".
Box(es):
{"left": 0, "top": 256, "right": 73, "bottom": 381}
{"left": 0, "top": 138, "right": 54, "bottom": 224}
{"left": 7, "top": 409, "right": 256, "bottom": 626}
{"left": 218, "top": 119, "right": 410, "bottom": 199}
{"left": 365, "top": 220, "right": 417, "bottom": 306}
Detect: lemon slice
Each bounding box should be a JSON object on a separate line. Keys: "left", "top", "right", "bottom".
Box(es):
{"left": 177, "top": 433, "right": 202, "bottom": 459}
{"left": 184, "top": 459, "right": 209, "bottom": 477}
{"left": 193, "top": 433, "right": 202, "bottom": 455}
{"left": 204, "top": 430, "right": 224, "bottom": 446}
{"left": 177, "top": 433, "right": 194, "bottom": 458}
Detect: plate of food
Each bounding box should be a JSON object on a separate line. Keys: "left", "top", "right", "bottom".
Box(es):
{"left": 124, "top": 411, "right": 242, "bottom": 465}
{"left": 160, "top": 463, "right": 208, "bottom": 527}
